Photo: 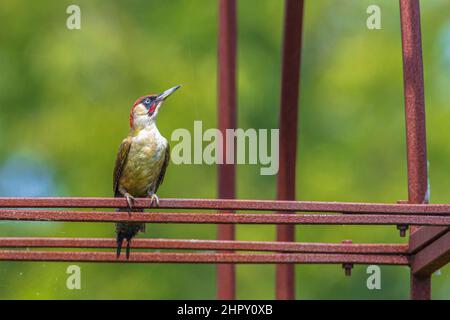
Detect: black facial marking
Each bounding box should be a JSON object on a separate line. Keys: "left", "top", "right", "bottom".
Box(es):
{"left": 141, "top": 96, "right": 156, "bottom": 109}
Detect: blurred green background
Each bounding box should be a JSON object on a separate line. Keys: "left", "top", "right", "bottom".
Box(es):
{"left": 0, "top": 0, "right": 449, "bottom": 299}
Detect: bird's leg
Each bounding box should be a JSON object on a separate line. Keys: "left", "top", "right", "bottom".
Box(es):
{"left": 149, "top": 192, "right": 160, "bottom": 207}
{"left": 123, "top": 192, "right": 135, "bottom": 210}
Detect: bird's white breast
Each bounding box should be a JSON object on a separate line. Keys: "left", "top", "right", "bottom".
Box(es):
{"left": 120, "top": 126, "right": 168, "bottom": 197}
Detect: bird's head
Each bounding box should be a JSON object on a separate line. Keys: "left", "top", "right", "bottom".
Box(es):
{"left": 129, "top": 85, "right": 181, "bottom": 129}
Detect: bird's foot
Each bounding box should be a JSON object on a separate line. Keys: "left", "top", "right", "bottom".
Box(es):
{"left": 150, "top": 193, "right": 160, "bottom": 207}
{"left": 124, "top": 193, "right": 135, "bottom": 210}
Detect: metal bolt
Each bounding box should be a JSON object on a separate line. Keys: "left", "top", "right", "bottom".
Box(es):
{"left": 342, "top": 263, "right": 353, "bottom": 276}
{"left": 395, "top": 201, "right": 409, "bottom": 237}
{"left": 342, "top": 240, "right": 353, "bottom": 276}
{"left": 397, "top": 225, "right": 409, "bottom": 237}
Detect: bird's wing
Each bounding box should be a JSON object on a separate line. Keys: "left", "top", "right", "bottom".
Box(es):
{"left": 155, "top": 144, "right": 170, "bottom": 193}
{"left": 113, "top": 137, "right": 132, "bottom": 197}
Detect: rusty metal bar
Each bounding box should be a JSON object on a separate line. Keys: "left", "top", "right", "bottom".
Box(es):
{"left": 276, "top": 0, "right": 304, "bottom": 300}
{"left": 410, "top": 275, "right": 430, "bottom": 299}
{"left": 409, "top": 227, "right": 449, "bottom": 253}
{"left": 2, "top": 197, "right": 450, "bottom": 214}
{"left": 411, "top": 232, "right": 450, "bottom": 276}
{"left": 400, "top": 0, "right": 428, "bottom": 206}
{"left": 0, "top": 237, "right": 408, "bottom": 254}
{"left": 399, "top": 0, "right": 430, "bottom": 300}
{"left": 1, "top": 210, "right": 449, "bottom": 225}
{"left": 217, "top": 0, "right": 237, "bottom": 299}
{"left": 0, "top": 250, "right": 409, "bottom": 265}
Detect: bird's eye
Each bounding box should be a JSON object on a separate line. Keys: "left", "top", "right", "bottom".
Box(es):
{"left": 144, "top": 98, "right": 150, "bottom": 104}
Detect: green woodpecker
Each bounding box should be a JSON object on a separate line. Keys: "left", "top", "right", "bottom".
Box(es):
{"left": 113, "top": 85, "right": 180, "bottom": 258}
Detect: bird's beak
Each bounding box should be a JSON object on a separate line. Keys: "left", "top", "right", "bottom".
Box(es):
{"left": 157, "top": 85, "right": 181, "bottom": 102}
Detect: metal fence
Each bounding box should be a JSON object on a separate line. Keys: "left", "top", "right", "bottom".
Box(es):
{"left": 0, "top": 0, "right": 449, "bottom": 300}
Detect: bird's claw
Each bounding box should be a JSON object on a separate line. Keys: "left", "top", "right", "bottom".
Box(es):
{"left": 124, "top": 193, "right": 135, "bottom": 210}
{"left": 150, "top": 193, "right": 160, "bottom": 207}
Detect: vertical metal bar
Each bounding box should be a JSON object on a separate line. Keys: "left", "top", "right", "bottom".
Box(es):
{"left": 217, "top": 0, "right": 237, "bottom": 300}
{"left": 276, "top": 0, "right": 304, "bottom": 300}
{"left": 410, "top": 275, "right": 431, "bottom": 300}
{"left": 399, "top": 0, "right": 431, "bottom": 300}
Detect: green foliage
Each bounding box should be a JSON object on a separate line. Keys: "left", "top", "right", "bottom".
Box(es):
{"left": 0, "top": 0, "right": 449, "bottom": 299}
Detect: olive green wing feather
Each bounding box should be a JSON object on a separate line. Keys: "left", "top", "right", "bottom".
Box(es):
{"left": 155, "top": 144, "right": 170, "bottom": 193}
{"left": 113, "top": 137, "right": 132, "bottom": 197}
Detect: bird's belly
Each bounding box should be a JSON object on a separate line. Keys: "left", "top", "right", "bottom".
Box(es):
{"left": 119, "top": 143, "right": 166, "bottom": 197}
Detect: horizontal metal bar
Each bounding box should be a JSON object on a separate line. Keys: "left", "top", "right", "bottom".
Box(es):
{"left": 411, "top": 232, "right": 450, "bottom": 275}
{"left": 0, "top": 237, "right": 408, "bottom": 254}
{"left": 1, "top": 197, "right": 450, "bottom": 214}
{"left": 409, "top": 226, "right": 449, "bottom": 253}
{"left": 0, "top": 250, "right": 409, "bottom": 265}
{"left": 0, "top": 210, "right": 449, "bottom": 225}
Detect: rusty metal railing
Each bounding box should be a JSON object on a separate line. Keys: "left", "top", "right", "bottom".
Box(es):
{"left": 217, "top": 0, "right": 237, "bottom": 299}
{"left": 0, "top": 209, "right": 449, "bottom": 225}
{"left": 276, "top": 0, "right": 304, "bottom": 300}
{"left": 0, "top": 197, "right": 448, "bottom": 298}
{"left": 0, "top": 198, "right": 447, "bottom": 265}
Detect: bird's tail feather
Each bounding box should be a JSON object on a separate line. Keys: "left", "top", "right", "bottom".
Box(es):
{"left": 116, "top": 232, "right": 124, "bottom": 258}
{"left": 115, "top": 207, "right": 145, "bottom": 259}
{"left": 126, "top": 239, "right": 131, "bottom": 259}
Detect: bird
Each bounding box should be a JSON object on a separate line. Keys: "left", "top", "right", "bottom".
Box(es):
{"left": 113, "top": 85, "right": 180, "bottom": 259}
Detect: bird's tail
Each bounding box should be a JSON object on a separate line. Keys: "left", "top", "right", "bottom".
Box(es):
{"left": 115, "top": 208, "right": 145, "bottom": 259}
{"left": 116, "top": 230, "right": 125, "bottom": 258}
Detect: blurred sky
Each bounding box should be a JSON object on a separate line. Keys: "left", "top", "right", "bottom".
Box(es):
{"left": 0, "top": 0, "right": 449, "bottom": 299}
